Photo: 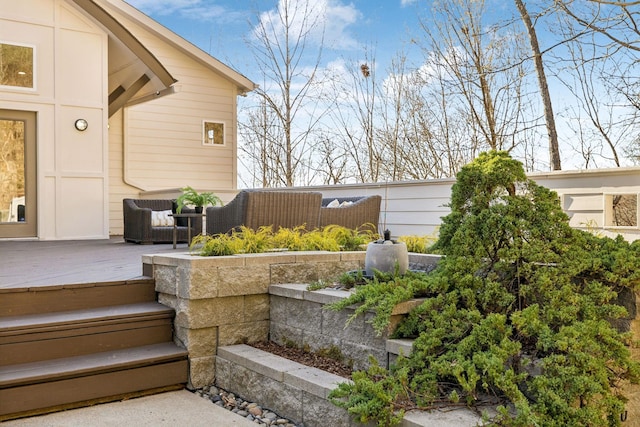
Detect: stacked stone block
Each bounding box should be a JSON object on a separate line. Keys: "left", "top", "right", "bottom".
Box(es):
{"left": 147, "top": 251, "right": 364, "bottom": 388}
{"left": 269, "top": 284, "right": 424, "bottom": 370}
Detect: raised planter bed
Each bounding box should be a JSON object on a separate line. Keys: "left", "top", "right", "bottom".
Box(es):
{"left": 216, "top": 344, "right": 483, "bottom": 427}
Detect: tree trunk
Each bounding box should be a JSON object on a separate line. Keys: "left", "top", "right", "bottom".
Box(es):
{"left": 515, "top": 0, "right": 561, "bottom": 170}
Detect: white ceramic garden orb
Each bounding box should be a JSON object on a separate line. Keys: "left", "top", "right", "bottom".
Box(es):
{"left": 364, "top": 240, "right": 409, "bottom": 276}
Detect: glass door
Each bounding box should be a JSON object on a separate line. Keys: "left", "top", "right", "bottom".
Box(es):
{"left": 0, "top": 110, "right": 36, "bottom": 238}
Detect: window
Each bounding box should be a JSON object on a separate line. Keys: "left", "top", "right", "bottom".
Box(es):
{"left": 203, "top": 121, "right": 225, "bottom": 146}
{"left": 0, "top": 43, "right": 34, "bottom": 89}
{"left": 605, "top": 194, "right": 638, "bottom": 227}
{"left": 0, "top": 118, "right": 25, "bottom": 222}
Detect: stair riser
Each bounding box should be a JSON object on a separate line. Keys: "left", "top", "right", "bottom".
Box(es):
{"left": 0, "top": 360, "right": 188, "bottom": 418}
{"left": 1, "top": 281, "right": 156, "bottom": 317}
{"left": 0, "top": 321, "right": 174, "bottom": 366}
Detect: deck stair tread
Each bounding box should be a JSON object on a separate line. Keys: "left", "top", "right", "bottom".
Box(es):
{"left": 0, "top": 272, "right": 188, "bottom": 419}
{"left": 0, "top": 280, "right": 157, "bottom": 318}
{"left": 0, "top": 342, "right": 188, "bottom": 388}
{"left": 0, "top": 302, "right": 173, "bottom": 335}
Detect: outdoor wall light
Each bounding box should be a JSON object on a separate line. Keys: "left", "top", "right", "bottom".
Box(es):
{"left": 74, "top": 119, "right": 88, "bottom": 131}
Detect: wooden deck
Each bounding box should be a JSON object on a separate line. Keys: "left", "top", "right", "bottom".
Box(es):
{"left": 0, "top": 238, "right": 183, "bottom": 289}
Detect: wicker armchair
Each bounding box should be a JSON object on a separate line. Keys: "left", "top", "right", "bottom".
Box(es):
{"left": 320, "top": 195, "right": 382, "bottom": 234}
{"left": 123, "top": 199, "right": 202, "bottom": 244}
{"left": 206, "top": 190, "right": 323, "bottom": 235}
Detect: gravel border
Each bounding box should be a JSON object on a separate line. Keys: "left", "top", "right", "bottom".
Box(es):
{"left": 193, "top": 385, "right": 299, "bottom": 426}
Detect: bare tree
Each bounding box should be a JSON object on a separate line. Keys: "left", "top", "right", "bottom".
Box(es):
{"left": 399, "top": 55, "right": 482, "bottom": 178}
{"left": 325, "top": 53, "right": 383, "bottom": 182}
{"left": 555, "top": 0, "right": 640, "bottom": 52}
{"left": 312, "top": 131, "right": 349, "bottom": 184}
{"left": 515, "top": 0, "right": 562, "bottom": 170}
{"left": 551, "top": 0, "right": 640, "bottom": 167}
{"left": 417, "top": 0, "right": 539, "bottom": 163}
{"left": 243, "top": 0, "right": 329, "bottom": 187}
{"left": 377, "top": 53, "right": 411, "bottom": 181}
{"left": 238, "top": 96, "right": 285, "bottom": 187}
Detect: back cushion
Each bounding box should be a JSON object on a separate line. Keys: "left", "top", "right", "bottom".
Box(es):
{"left": 151, "top": 210, "right": 172, "bottom": 227}
{"left": 245, "top": 192, "right": 322, "bottom": 231}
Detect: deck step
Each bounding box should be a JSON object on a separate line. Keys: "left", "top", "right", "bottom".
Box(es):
{"left": 0, "top": 279, "right": 157, "bottom": 317}
{"left": 0, "top": 303, "right": 175, "bottom": 366}
{"left": 0, "top": 343, "right": 188, "bottom": 418}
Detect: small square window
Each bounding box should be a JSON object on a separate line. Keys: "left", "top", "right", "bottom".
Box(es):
{"left": 203, "top": 121, "right": 225, "bottom": 146}
{"left": 0, "top": 43, "right": 34, "bottom": 89}
{"left": 605, "top": 194, "right": 638, "bottom": 227}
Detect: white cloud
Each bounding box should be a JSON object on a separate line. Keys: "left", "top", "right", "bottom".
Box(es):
{"left": 400, "top": 0, "right": 417, "bottom": 6}
{"left": 253, "top": 0, "right": 361, "bottom": 51}
{"left": 323, "top": 0, "right": 361, "bottom": 49}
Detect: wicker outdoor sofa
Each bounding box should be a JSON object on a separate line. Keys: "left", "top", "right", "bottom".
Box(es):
{"left": 205, "top": 190, "right": 382, "bottom": 235}
{"left": 320, "top": 195, "right": 382, "bottom": 233}
{"left": 123, "top": 199, "right": 202, "bottom": 244}
{"left": 205, "top": 190, "right": 323, "bottom": 235}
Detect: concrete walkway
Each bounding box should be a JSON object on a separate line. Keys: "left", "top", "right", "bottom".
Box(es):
{"left": 3, "top": 390, "right": 256, "bottom": 427}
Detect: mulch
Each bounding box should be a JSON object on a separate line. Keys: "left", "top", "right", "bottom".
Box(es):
{"left": 250, "top": 341, "right": 353, "bottom": 379}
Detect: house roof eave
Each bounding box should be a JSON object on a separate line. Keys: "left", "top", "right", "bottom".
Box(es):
{"left": 101, "top": 0, "right": 257, "bottom": 95}
{"left": 71, "top": 0, "right": 177, "bottom": 89}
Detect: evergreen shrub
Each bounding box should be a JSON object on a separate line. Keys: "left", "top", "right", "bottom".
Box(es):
{"left": 329, "top": 151, "right": 640, "bottom": 426}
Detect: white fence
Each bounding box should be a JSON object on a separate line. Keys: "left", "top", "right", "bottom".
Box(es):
{"left": 141, "top": 167, "right": 640, "bottom": 242}
{"left": 292, "top": 167, "right": 640, "bottom": 242}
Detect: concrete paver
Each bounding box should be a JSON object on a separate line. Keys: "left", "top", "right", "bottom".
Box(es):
{"left": 3, "top": 390, "right": 257, "bottom": 427}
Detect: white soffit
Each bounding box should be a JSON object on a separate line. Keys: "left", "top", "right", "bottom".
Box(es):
{"left": 105, "top": 0, "right": 256, "bottom": 95}
{"left": 71, "top": 0, "right": 177, "bottom": 115}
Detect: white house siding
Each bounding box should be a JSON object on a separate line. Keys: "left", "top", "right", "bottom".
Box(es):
{"left": 106, "top": 10, "right": 240, "bottom": 236}
{"left": 108, "top": 108, "right": 129, "bottom": 235}
{"left": 0, "top": 0, "right": 109, "bottom": 239}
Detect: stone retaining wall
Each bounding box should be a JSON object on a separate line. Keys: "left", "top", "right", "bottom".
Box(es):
{"left": 146, "top": 251, "right": 364, "bottom": 388}
{"left": 270, "top": 284, "right": 424, "bottom": 370}
{"left": 216, "top": 344, "right": 359, "bottom": 427}
{"left": 216, "top": 344, "right": 483, "bottom": 427}
{"left": 269, "top": 254, "right": 441, "bottom": 370}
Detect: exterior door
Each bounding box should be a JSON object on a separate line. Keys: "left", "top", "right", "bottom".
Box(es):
{"left": 0, "top": 110, "right": 36, "bottom": 238}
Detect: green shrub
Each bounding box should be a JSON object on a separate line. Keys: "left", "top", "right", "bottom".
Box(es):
{"left": 190, "top": 225, "right": 377, "bottom": 256}
{"left": 397, "top": 234, "right": 437, "bottom": 253}
{"left": 327, "top": 270, "right": 432, "bottom": 335}
{"left": 329, "top": 151, "right": 640, "bottom": 426}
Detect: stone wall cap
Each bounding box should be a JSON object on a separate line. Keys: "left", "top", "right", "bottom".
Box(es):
{"left": 386, "top": 338, "right": 415, "bottom": 356}
{"left": 218, "top": 344, "right": 320, "bottom": 383}
{"left": 303, "top": 288, "right": 351, "bottom": 305}
{"left": 283, "top": 365, "right": 351, "bottom": 399}
{"left": 269, "top": 284, "right": 306, "bottom": 299}
{"left": 293, "top": 252, "right": 341, "bottom": 262}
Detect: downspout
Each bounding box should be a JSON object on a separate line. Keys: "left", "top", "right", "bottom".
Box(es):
{"left": 121, "top": 86, "right": 179, "bottom": 192}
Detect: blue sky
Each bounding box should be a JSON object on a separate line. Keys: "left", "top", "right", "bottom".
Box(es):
{"left": 124, "top": 0, "right": 635, "bottom": 172}
{"left": 126, "top": 0, "right": 424, "bottom": 81}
